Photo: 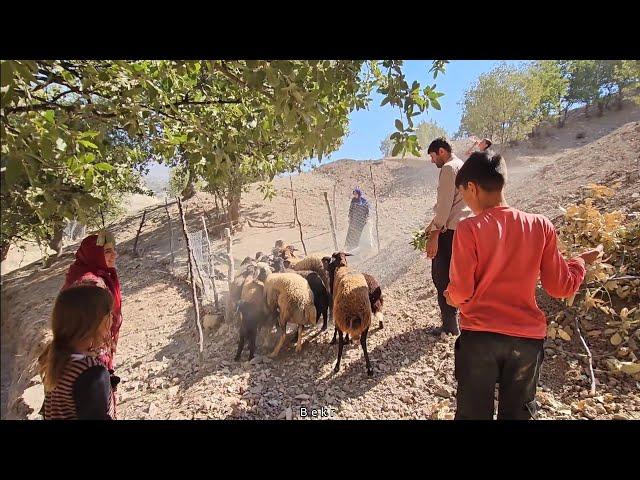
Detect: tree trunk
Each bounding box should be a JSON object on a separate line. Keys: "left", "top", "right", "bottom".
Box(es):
{"left": 597, "top": 100, "right": 605, "bottom": 117}
{"left": 221, "top": 198, "right": 229, "bottom": 226}
{"left": 557, "top": 113, "right": 564, "bottom": 128}
{"left": 559, "top": 105, "right": 569, "bottom": 128}
{"left": 48, "top": 222, "right": 65, "bottom": 257}
{"left": 228, "top": 186, "right": 242, "bottom": 223}
{"left": 1, "top": 240, "right": 10, "bottom": 262}
{"left": 181, "top": 170, "right": 197, "bottom": 201}
{"left": 616, "top": 91, "right": 624, "bottom": 110}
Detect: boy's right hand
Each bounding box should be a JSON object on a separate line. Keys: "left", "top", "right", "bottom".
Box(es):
{"left": 579, "top": 244, "right": 604, "bottom": 264}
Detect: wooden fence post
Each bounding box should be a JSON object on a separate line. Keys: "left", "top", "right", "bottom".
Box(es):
{"left": 294, "top": 199, "right": 308, "bottom": 256}
{"left": 332, "top": 181, "right": 338, "bottom": 230}
{"left": 323, "top": 191, "right": 339, "bottom": 252}
{"left": 290, "top": 175, "right": 295, "bottom": 227}
{"left": 165, "top": 198, "right": 174, "bottom": 271}
{"left": 369, "top": 165, "right": 381, "bottom": 254}
{"left": 133, "top": 208, "right": 147, "bottom": 257}
{"left": 225, "top": 228, "right": 235, "bottom": 322}
{"left": 201, "top": 215, "right": 220, "bottom": 310}
{"left": 177, "top": 198, "right": 204, "bottom": 355}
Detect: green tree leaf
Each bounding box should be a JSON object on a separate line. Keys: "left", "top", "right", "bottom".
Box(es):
{"left": 95, "top": 163, "right": 114, "bottom": 172}
{"left": 4, "top": 156, "right": 26, "bottom": 186}
{"left": 42, "top": 110, "right": 55, "bottom": 124}
{"left": 1, "top": 60, "right": 14, "bottom": 88}
{"left": 391, "top": 140, "right": 403, "bottom": 157}
{"left": 78, "top": 140, "right": 98, "bottom": 149}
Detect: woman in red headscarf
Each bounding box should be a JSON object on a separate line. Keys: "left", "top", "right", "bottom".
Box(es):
{"left": 62, "top": 230, "right": 122, "bottom": 371}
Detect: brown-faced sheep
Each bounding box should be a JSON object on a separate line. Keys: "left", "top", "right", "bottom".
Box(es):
{"left": 328, "top": 252, "right": 374, "bottom": 376}
{"left": 278, "top": 244, "right": 300, "bottom": 268}
{"left": 264, "top": 273, "right": 317, "bottom": 358}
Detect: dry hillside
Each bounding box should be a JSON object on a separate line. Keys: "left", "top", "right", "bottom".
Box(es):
{"left": 2, "top": 102, "right": 639, "bottom": 420}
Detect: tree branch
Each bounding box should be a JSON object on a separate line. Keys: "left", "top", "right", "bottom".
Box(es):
{"left": 212, "top": 61, "right": 274, "bottom": 101}
{"left": 174, "top": 99, "right": 241, "bottom": 106}
{"left": 31, "top": 75, "right": 56, "bottom": 94}
{"left": 5, "top": 102, "right": 76, "bottom": 113}
{"left": 575, "top": 317, "right": 597, "bottom": 395}
{"left": 59, "top": 62, "right": 83, "bottom": 78}
{"left": 36, "top": 89, "right": 76, "bottom": 104}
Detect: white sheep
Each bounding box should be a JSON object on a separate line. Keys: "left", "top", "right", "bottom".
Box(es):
{"left": 263, "top": 273, "right": 317, "bottom": 358}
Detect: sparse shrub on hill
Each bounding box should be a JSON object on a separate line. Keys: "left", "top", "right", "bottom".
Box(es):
{"left": 554, "top": 184, "right": 640, "bottom": 380}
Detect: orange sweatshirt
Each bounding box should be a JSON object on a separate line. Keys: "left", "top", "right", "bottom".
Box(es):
{"left": 445, "top": 206, "right": 586, "bottom": 339}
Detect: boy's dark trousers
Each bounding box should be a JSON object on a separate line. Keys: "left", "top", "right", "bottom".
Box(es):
{"left": 431, "top": 228, "right": 459, "bottom": 334}
{"left": 454, "top": 330, "right": 544, "bottom": 420}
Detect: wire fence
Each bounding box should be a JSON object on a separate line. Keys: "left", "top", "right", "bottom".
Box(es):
{"left": 283, "top": 204, "right": 379, "bottom": 258}
{"left": 63, "top": 219, "right": 86, "bottom": 244}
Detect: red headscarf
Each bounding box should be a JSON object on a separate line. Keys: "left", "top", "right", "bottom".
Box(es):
{"left": 63, "top": 234, "right": 122, "bottom": 370}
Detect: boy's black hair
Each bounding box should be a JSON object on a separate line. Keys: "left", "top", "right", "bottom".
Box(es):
{"left": 427, "top": 137, "right": 452, "bottom": 154}
{"left": 455, "top": 151, "right": 507, "bottom": 192}
{"left": 482, "top": 138, "right": 493, "bottom": 149}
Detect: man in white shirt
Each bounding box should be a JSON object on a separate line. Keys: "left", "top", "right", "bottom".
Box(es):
{"left": 464, "top": 136, "right": 492, "bottom": 160}
{"left": 424, "top": 137, "right": 473, "bottom": 336}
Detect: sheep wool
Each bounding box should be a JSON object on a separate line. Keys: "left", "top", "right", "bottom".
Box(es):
{"left": 333, "top": 267, "right": 372, "bottom": 340}
{"left": 264, "top": 273, "right": 316, "bottom": 328}
{"left": 292, "top": 254, "right": 331, "bottom": 291}
{"left": 240, "top": 279, "right": 268, "bottom": 314}
{"left": 264, "top": 273, "right": 317, "bottom": 357}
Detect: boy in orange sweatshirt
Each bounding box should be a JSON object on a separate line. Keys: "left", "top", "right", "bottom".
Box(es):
{"left": 445, "top": 151, "right": 602, "bottom": 420}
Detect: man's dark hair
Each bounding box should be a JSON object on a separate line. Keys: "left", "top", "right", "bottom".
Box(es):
{"left": 482, "top": 138, "right": 493, "bottom": 149}
{"left": 455, "top": 151, "right": 507, "bottom": 192}
{"left": 427, "top": 137, "right": 452, "bottom": 154}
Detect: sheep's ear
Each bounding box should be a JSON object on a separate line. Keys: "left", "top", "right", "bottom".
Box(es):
{"left": 344, "top": 253, "right": 353, "bottom": 257}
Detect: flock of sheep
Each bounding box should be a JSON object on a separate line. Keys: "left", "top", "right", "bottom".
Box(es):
{"left": 229, "top": 240, "right": 384, "bottom": 376}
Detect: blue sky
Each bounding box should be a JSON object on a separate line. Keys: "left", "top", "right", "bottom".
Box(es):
{"left": 317, "top": 60, "right": 525, "bottom": 164}
{"left": 145, "top": 60, "right": 525, "bottom": 181}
